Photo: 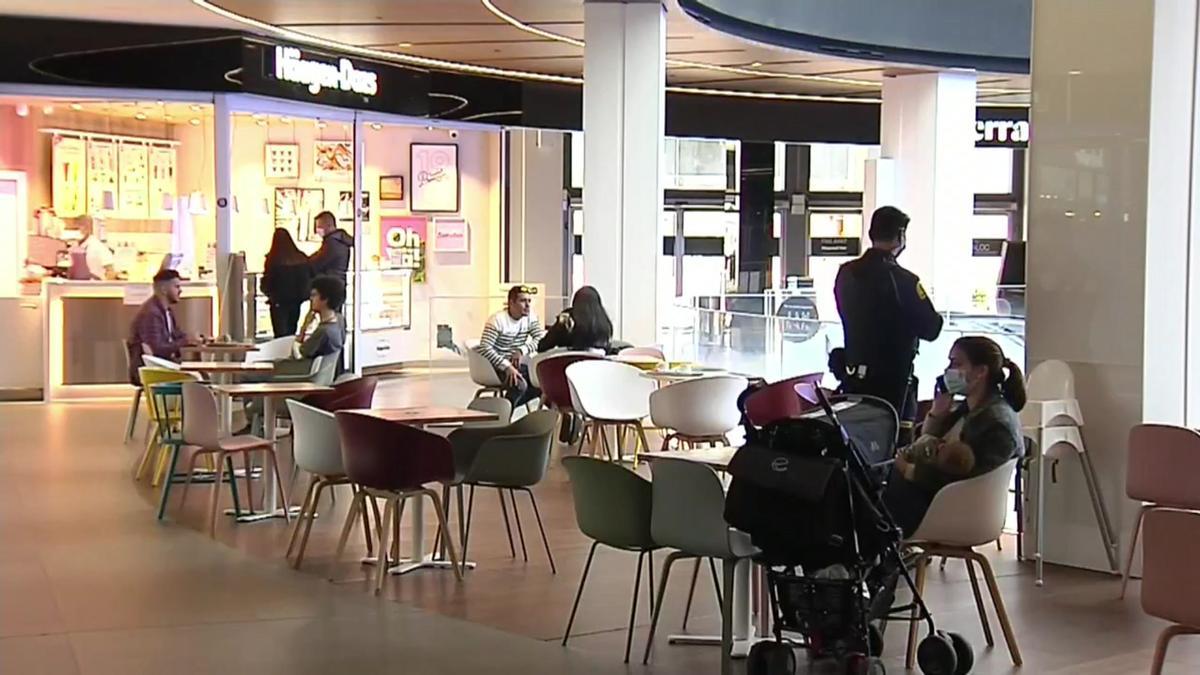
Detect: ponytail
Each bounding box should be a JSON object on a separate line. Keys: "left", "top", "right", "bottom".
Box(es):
{"left": 1000, "top": 358, "right": 1027, "bottom": 412}
{"left": 952, "top": 336, "right": 1026, "bottom": 412}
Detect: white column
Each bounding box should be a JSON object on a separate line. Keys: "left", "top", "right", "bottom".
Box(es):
{"left": 877, "top": 72, "right": 977, "bottom": 311}
{"left": 582, "top": 0, "right": 665, "bottom": 346}
{"left": 1028, "top": 0, "right": 1199, "bottom": 572}
{"left": 213, "top": 94, "right": 234, "bottom": 336}
{"left": 508, "top": 129, "right": 567, "bottom": 305}
{"left": 351, "top": 117, "right": 365, "bottom": 376}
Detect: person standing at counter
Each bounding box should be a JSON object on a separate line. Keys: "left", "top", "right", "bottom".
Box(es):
{"left": 262, "top": 228, "right": 314, "bottom": 338}
{"left": 127, "top": 269, "right": 198, "bottom": 378}
{"left": 309, "top": 211, "right": 354, "bottom": 282}
{"left": 68, "top": 215, "right": 115, "bottom": 280}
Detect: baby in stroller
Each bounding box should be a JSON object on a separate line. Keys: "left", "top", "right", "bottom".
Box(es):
{"left": 725, "top": 387, "right": 973, "bottom": 675}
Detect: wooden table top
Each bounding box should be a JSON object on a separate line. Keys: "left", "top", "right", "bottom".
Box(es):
{"left": 179, "top": 361, "right": 274, "bottom": 373}
{"left": 212, "top": 382, "right": 332, "bottom": 397}
{"left": 340, "top": 406, "right": 500, "bottom": 426}
{"left": 181, "top": 343, "right": 258, "bottom": 353}
{"left": 640, "top": 446, "right": 738, "bottom": 470}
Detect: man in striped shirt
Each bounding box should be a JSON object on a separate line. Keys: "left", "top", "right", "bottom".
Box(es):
{"left": 477, "top": 285, "right": 546, "bottom": 406}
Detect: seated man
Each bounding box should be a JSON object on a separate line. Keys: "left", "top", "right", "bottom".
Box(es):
{"left": 477, "top": 285, "right": 546, "bottom": 406}
{"left": 127, "top": 269, "right": 198, "bottom": 382}
{"left": 281, "top": 275, "right": 347, "bottom": 378}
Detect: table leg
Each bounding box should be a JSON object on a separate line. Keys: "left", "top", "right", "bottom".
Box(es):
{"left": 667, "top": 558, "right": 761, "bottom": 657}
{"left": 226, "top": 395, "right": 298, "bottom": 523}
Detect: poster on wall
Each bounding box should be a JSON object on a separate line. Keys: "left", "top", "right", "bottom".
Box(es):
{"left": 380, "top": 216, "right": 427, "bottom": 282}
{"left": 264, "top": 143, "right": 300, "bottom": 179}
{"left": 314, "top": 141, "right": 353, "bottom": 181}
{"left": 118, "top": 143, "right": 150, "bottom": 218}
{"left": 87, "top": 139, "right": 119, "bottom": 215}
{"left": 338, "top": 191, "right": 369, "bottom": 222}
{"left": 410, "top": 143, "right": 459, "bottom": 212}
{"left": 378, "top": 175, "right": 404, "bottom": 202}
{"left": 148, "top": 146, "right": 178, "bottom": 219}
{"left": 432, "top": 217, "right": 469, "bottom": 253}
{"left": 274, "top": 187, "right": 325, "bottom": 241}
{"left": 51, "top": 135, "right": 87, "bottom": 218}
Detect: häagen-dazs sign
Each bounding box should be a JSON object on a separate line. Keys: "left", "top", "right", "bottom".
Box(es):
{"left": 273, "top": 46, "right": 379, "bottom": 97}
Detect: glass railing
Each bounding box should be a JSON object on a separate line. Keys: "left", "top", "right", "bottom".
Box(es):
{"left": 425, "top": 293, "right": 571, "bottom": 372}
{"left": 660, "top": 294, "right": 1026, "bottom": 399}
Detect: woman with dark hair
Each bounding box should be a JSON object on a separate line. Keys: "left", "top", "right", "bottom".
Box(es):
{"left": 262, "top": 228, "right": 314, "bottom": 338}
{"left": 537, "top": 285, "right": 614, "bottom": 353}
{"left": 884, "top": 335, "right": 1026, "bottom": 536}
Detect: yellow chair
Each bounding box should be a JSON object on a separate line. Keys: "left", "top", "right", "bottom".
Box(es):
{"left": 134, "top": 367, "right": 201, "bottom": 485}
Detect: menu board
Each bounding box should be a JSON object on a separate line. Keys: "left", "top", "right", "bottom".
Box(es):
{"left": 148, "top": 146, "right": 177, "bottom": 219}
{"left": 87, "top": 139, "right": 119, "bottom": 215}
{"left": 51, "top": 135, "right": 87, "bottom": 218}
{"left": 380, "top": 216, "right": 427, "bottom": 282}
{"left": 118, "top": 143, "right": 150, "bottom": 218}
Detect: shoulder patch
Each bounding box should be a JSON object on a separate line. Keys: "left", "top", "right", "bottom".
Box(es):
{"left": 916, "top": 282, "right": 928, "bottom": 300}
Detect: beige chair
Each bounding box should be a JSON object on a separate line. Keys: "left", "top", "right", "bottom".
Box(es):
{"left": 285, "top": 400, "right": 360, "bottom": 570}
{"left": 176, "top": 383, "right": 289, "bottom": 537}
{"left": 1142, "top": 508, "right": 1200, "bottom": 675}
{"left": 905, "top": 459, "right": 1022, "bottom": 669}
{"left": 465, "top": 339, "right": 506, "bottom": 398}
{"left": 649, "top": 375, "right": 747, "bottom": 451}
{"left": 566, "top": 360, "right": 655, "bottom": 465}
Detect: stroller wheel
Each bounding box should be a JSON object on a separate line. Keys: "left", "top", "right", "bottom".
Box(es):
{"left": 844, "top": 653, "right": 886, "bottom": 674}
{"left": 947, "top": 632, "right": 974, "bottom": 674}
{"left": 747, "top": 641, "right": 796, "bottom": 675}
{"left": 917, "top": 632, "right": 958, "bottom": 675}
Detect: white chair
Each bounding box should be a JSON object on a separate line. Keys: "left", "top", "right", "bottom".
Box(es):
{"left": 142, "top": 355, "right": 181, "bottom": 370}
{"left": 904, "top": 459, "right": 1022, "bottom": 669}
{"left": 566, "top": 360, "right": 655, "bottom": 465}
{"left": 246, "top": 336, "right": 295, "bottom": 363}
{"left": 464, "top": 339, "right": 506, "bottom": 399}
{"left": 649, "top": 375, "right": 748, "bottom": 451}
{"left": 1022, "top": 360, "right": 1118, "bottom": 584}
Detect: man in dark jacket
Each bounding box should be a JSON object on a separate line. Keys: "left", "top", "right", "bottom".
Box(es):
{"left": 309, "top": 211, "right": 354, "bottom": 282}
{"left": 834, "top": 206, "right": 943, "bottom": 439}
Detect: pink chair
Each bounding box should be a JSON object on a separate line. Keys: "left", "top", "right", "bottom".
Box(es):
{"left": 1121, "top": 424, "right": 1200, "bottom": 598}
{"left": 1142, "top": 508, "right": 1200, "bottom": 674}
{"left": 743, "top": 373, "right": 824, "bottom": 426}
{"left": 619, "top": 346, "right": 665, "bottom": 361}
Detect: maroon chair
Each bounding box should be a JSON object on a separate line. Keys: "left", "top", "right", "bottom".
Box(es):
{"left": 302, "top": 376, "right": 378, "bottom": 412}
{"left": 329, "top": 411, "right": 462, "bottom": 593}
{"left": 536, "top": 352, "right": 605, "bottom": 412}
{"left": 743, "top": 372, "right": 824, "bottom": 426}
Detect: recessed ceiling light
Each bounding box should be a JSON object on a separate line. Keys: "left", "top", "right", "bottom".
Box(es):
{"left": 135, "top": 112, "right": 147, "bottom": 121}
{"left": 42, "top": 105, "right": 54, "bottom": 115}
{"left": 316, "top": 120, "right": 327, "bottom": 129}
{"left": 252, "top": 113, "right": 265, "bottom": 120}
{"left": 750, "top": 61, "right": 763, "bottom": 68}
{"left": 280, "top": 116, "right": 291, "bottom": 123}
{"left": 69, "top": 103, "right": 83, "bottom": 111}
{"left": 425, "top": 125, "right": 434, "bottom": 131}
{"left": 397, "top": 42, "right": 413, "bottom": 48}
{"left": 189, "top": 104, "right": 202, "bottom": 112}
{"left": 189, "top": 118, "right": 201, "bottom": 126}
{"left": 370, "top": 123, "right": 382, "bottom": 130}
{"left": 1068, "top": 69, "right": 1082, "bottom": 76}
{"left": 156, "top": 100, "right": 165, "bottom": 106}
{"left": 256, "top": 119, "right": 267, "bottom": 126}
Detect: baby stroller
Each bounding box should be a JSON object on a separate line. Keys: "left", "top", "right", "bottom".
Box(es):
{"left": 724, "top": 388, "right": 972, "bottom": 675}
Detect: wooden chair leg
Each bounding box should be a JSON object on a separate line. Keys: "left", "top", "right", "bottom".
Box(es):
{"left": 374, "top": 496, "right": 397, "bottom": 595}
{"left": 242, "top": 451, "right": 256, "bottom": 514}
{"left": 427, "top": 490, "right": 463, "bottom": 579}
{"left": 972, "top": 551, "right": 1022, "bottom": 666}
{"left": 134, "top": 421, "right": 160, "bottom": 480}
{"left": 328, "top": 490, "right": 365, "bottom": 581}
{"left": 1120, "top": 504, "right": 1149, "bottom": 600}
{"left": 286, "top": 475, "right": 320, "bottom": 560}
{"left": 1151, "top": 625, "right": 1200, "bottom": 675}
{"left": 905, "top": 555, "right": 929, "bottom": 670}
{"left": 267, "top": 449, "right": 291, "bottom": 523}
{"left": 358, "top": 487, "right": 375, "bottom": 558}
{"left": 292, "top": 479, "right": 327, "bottom": 570}
{"left": 124, "top": 388, "right": 142, "bottom": 442}
{"left": 176, "top": 449, "right": 202, "bottom": 513}
{"left": 964, "top": 556, "right": 995, "bottom": 646}
{"left": 208, "top": 452, "right": 227, "bottom": 538}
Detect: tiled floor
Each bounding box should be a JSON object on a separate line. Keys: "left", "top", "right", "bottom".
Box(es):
{"left": 0, "top": 373, "right": 1195, "bottom": 674}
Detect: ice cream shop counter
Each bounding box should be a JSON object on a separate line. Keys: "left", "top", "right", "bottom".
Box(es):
{"left": 42, "top": 279, "right": 217, "bottom": 401}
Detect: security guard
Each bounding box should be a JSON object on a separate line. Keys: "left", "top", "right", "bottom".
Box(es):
{"left": 834, "top": 206, "right": 942, "bottom": 441}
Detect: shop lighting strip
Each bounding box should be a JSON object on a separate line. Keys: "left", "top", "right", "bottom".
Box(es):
{"left": 38, "top": 128, "right": 181, "bottom": 146}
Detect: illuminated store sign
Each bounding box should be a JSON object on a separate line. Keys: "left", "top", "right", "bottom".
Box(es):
{"left": 274, "top": 46, "right": 379, "bottom": 97}
{"left": 975, "top": 119, "right": 1028, "bottom": 148}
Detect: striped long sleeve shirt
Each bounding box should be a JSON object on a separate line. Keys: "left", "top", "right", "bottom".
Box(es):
{"left": 477, "top": 310, "right": 546, "bottom": 373}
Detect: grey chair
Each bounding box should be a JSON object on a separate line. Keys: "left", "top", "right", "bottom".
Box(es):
{"left": 642, "top": 457, "right": 759, "bottom": 674}
{"left": 456, "top": 410, "right": 559, "bottom": 573}
{"left": 561, "top": 456, "right": 660, "bottom": 662}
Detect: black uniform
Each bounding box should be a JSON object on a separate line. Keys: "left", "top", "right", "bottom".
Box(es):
{"left": 833, "top": 248, "right": 943, "bottom": 427}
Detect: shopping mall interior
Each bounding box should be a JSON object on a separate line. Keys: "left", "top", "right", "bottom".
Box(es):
{"left": 0, "top": 1, "right": 1196, "bottom": 674}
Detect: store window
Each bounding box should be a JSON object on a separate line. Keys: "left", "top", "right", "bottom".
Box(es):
{"left": 809, "top": 144, "right": 876, "bottom": 192}
{"left": 972, "top": 147, "right": 1014, "bottom": 194}
{"left": 808, "top": 212, "right": 863, "bottom": 319}
{"left": 664, "top": 138, "right": 730, "bottom": 190}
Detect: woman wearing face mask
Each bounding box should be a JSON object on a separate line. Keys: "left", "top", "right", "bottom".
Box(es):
{"left": 884, "top": 335, "right": 1027, "bottom": 536}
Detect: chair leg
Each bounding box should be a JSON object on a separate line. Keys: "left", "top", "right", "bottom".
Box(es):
{"left": 463, "top": 485, "right": 477, "bottom": 562}
{"left": 562, "top": 541, "right": 599, "bottom": 647}
{"left": 366, "top": 491, "right": 382, "bottom": 557}
{"left": 709, "top": 558, "right": 724, "bottom": 619}
{"left": 328, "top": 490, "right": 365, "bottom": 581}
{"left": 457, "top": 486, "right": 468, "bottom": 565}
{"left": 124, "top": 388, "right": 142, "bottom": 442}
{"left": 509, "top": 489, "right": 529, "bottom": 562}
{"left": 972, "top": 551, "right": 1022, "bottom": 666}
{"left": 681, "top": 557, "right": 701, "bottom": 632}
{"left": 633, "top": 422, "right": 652, "bottom": 469}
{"left": 523, "top": 489, "right": 556, "bottom": 574}
{"left": 176, "top": 450, "right": 202, "bottom": 512}
{"left": 625, "top": 550, "right": 647, "bottom": 663}
{"left": 647, "top": 550, "right": 656, "bottom": 619}
{"left": 427, "top": 489, "right": 463, "bottom": 579}
{"left": 905, "top": 555, "right": 930, "bottom": 670}
{"left": 208, "top": 452, "right": 227, "bottom": 538}
{"left": 287, "top": 475, "right": 320, "bottom": 559}
{"left": 151, "top": 439, "right": 172, "bottom": 487}
{"left": 292, "top": 479, "right": 327, "bottom": 570}
{"left": 1120, "top": 504, "right": 1149, "bottom": 599}
{"left": 134, "top": 421, "right": 160, "bottom": 481}
{"left": 242, "top": 451, "right": 256, "bottom": 514}
{"left": 497, "top": 487, "right": 516, "bottom": 558}
{"left": 720, "top": 557, "right": 736, "bottom": 675}
{"left": 374, "top": 497, "right": 397, "bottom": 595}
{"left": 965, "top": 556, "right": 994, "bottom": 647}
{"left": 391, "top": 497, "right": 406, "bottom": 564}
{"left": 1151, "top": 625, "right": 1200, "bottom": 675}
{"left": 225, "top": 456, "right": 243, "bottom": 517}
{"left": 156, "top": 445, "right": 182, "bottom": 521}
{"left": 643, "top": 551, "right": 685, "bottom": 664}
{"left": 267, "top": 450, "right": 291, "bottom": 523}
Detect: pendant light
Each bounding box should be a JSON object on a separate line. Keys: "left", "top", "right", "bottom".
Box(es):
{"left": 188, "top": 191, "right": 209, "bottom": 215}
{"left": 161, "top": 192, "right": 175, "bottom": 212}
{"left": 102, "top": 189, "right": 117, "bottom": 211}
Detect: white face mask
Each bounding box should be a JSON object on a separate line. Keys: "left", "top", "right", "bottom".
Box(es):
{"left": 943, "top": 368, "right": 969, "bottom": 395}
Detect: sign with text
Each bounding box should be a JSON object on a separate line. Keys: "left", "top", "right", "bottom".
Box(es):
{"left": 410, "top": 143, "right": 460, "bottom": 213}
{"left": 810, "top": 237, "right": 861, "bottom": 257}
{"left": 380, "top": 216, "right": 427, "bottom": 282}
{"left": 972, "top": 238, "right": 1007, "bottom": 257}
{"left": 975, "top": 119, "right": 1029, "bottom": 148}
{"left": 433, "top": 217, "right": 469, "bottom": 254}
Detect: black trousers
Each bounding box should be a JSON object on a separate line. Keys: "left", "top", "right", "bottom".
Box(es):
{"left": 269, "top": 302, "right": 303, "bottom": 338}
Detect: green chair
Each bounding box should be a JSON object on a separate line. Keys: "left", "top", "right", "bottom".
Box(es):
{"left": 451, "top": 410, "right": 559, "bottom": 573}
{"left": 148, "top": 381, "right": 241, "bottom": 522}
{"left": 561, "top": 455, "right": 659, "bottom": 663}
